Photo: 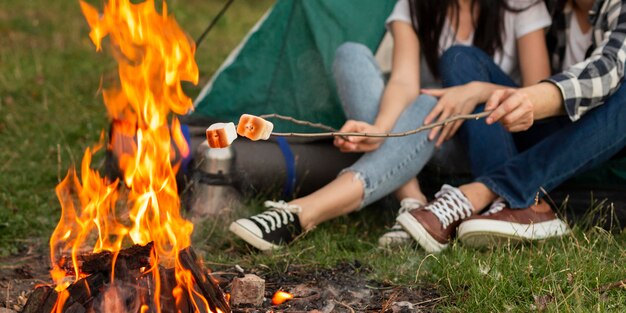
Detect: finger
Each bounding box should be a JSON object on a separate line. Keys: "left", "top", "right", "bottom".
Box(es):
{"left": 507, "top": 112, "right": 533, "bottom": 132}
{"left": 436, "top": 122, "right": 454, "bottom": 147}
{"left": 424, "top": 102, "right": 445, "bottom": 125}
{"left": 503, "top": 101, "right": 533, "bottom": 132}
{"left": 429, "top": 107, "right": 452, "bottom": 141}
{"left": 446, "top": 120, "right": 464, "bottom": 141}
{"left": 484, "top": 89, "right": 515, "bottom": 117}
{"left": 487, "top": 91, "right": 524, "bottom": 125}
{"left": 421, "top": 88, "right": 446, "bottom": 97}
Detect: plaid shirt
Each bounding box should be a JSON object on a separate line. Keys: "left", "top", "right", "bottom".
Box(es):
{"left": 544, "top": 0, "right": 626, "bottom": 121}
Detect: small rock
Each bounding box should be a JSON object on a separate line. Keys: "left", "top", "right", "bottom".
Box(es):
{"left": 230, "top": 274, "right": 265, "bottom": 306}
{"left": 0, "top": 308, "right": 18, "bottom": 313}
{"left": 391, "top": 301, "right": 417, "bottom": 313}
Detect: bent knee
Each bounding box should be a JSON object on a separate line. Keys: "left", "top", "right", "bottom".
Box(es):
{"left": 439, "top": 45, "right": 483, "bottom": 67}
{"left": 334, "top": 42, "right": 373, "bottom": 69}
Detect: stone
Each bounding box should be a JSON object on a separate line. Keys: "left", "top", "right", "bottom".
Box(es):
{"left": 391, "top": 301, "right": 417, "bottom": 313}
{"left": 230, "top": 274, "right": 265, "bottom": 306}
{"left": 0, "top": 308, "right": 18, "bottom": 313}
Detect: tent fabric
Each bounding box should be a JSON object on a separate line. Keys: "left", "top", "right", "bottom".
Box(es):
{"left": 191, "top": 0, "right": 396, "bottom": 132}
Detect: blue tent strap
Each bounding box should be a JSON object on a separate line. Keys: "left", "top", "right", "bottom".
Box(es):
{"left": 276, "top": 137, "right": 297, "bottom": 197}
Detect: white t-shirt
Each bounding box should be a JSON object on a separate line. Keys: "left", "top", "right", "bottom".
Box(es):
{"left": 386, "top": 0, "right": 551, "bottom": 86}
{"left": 562, "top": 10, "right": 592, "bottom": 69}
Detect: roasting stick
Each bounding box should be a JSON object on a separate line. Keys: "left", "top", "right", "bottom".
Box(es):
{"left": 268, "top": 110, "right": 493, "bottom": 138}
{"left": 206, "top": 111, "right": 493, "bottom": 148}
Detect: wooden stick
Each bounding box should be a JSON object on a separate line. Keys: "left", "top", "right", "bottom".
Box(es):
{"left": 270, "top": 111, "right": 492, "bottom": 138}
{"left": 259, "top": 113, "right": 339, "bottom": 132}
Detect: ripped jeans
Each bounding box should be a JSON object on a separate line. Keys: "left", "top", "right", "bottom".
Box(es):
{"left": 333, "top": 42, "right": 438, "bottom": 208}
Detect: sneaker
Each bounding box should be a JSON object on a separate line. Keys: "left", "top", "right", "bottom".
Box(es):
{"left": 396, "top": 185, "right": 473, "bottom": 253}
{"left": 378, "top": 198, "right": 424, "bottom": 248}
{"left": 458, "top": 199, "right": 570, "bottom": 248}
{"left": 229, "top": 200, "right": 303, "bottom": 251}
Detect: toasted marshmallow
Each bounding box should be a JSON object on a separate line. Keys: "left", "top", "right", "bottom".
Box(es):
{"left": 237, "top": 114, "right": 274, "bottom": 141}
{"left": 206, "top": 122, "right": 237, "bottom": 148}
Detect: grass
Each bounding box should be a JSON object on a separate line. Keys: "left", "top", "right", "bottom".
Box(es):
{"left": 0, "top": 0, "right": 624, "bottom": 312}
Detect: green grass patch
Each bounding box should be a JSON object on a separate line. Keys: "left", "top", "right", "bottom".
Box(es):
{"left": 0, "top": 1, "right": 624, "bottom": 311}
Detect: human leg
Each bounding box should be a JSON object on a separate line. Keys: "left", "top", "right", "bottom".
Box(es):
{"left": 334, "top": 42, "right": 426, "bottom": 205}
{"left": 297, "top": 95, "right": 438, "bottom": 226}
{"left": 439, "top": 46, "right": 519, "bottom": 177}
{"left": 454, "top": 84, "right": 626, "bottom": 245}
{"left": 475, "top": 84, "right": 626, "bottom": 209}
{"left": 229, "top": 94, "right": 438, "bottom": 250}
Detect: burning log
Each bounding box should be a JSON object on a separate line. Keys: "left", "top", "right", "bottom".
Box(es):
{"left": 178, "top": 247, "right": 230, "bottom": 313}
{"left": 22, "top": 244, "right": 230, "bottom": 313}
{"left": 59, "top": 242, "right": 153, "bottom": 275}
{"left": 21, "top": 285, "right": 53, "bottom": 313}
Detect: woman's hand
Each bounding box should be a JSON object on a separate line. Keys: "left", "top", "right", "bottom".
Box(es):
{"left": 333, "top": 120, "right": 385, "bottom": 153}
{"left": 422, "top": 83, "right": 484, "bottom": 147}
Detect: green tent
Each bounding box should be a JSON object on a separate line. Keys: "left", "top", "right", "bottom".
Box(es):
{"left": 190, "top": 0, "right": 626, "bottom": 189}
{"left": 191, "top": 0, "right": 395, "bottom": 132}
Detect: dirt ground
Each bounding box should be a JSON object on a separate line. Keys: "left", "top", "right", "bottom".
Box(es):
{"left": 1, "top": 253, "right": 441, "bottom": 313}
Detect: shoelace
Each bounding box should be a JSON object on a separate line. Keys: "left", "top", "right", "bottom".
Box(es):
{"left": 250, "top": 200, "right": 302, "bottom": 234}
{"left": 390, "top": 198, "right": 424, "bottom": 230}
{"left": 425, "top": 185, "right": 473, "bottom": 228}
{"left": 483, "top": 198, "right": 506, "bottom": 215}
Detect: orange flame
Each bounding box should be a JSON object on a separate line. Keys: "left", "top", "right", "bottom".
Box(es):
{"left": 48, "top": 0, "right": 217, "bottom": 311}
{"left": 271, "top": 291, "right": 293, "bottom": 305}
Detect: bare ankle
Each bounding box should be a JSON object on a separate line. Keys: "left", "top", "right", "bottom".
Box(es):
{"left": 458, "top": 183, "right": 497, "bottom": 213}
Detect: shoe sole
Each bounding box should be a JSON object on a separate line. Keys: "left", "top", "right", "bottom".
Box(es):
{"left": 378, "top": 231, "right": 412, "bottom": 248}
{"left": 458, "top": 219, "right": 570, "bottom": 248}
{"left": 397, "top": 212, "right": 447, "bottom": 253}
{"left": 229, "top": 221, "right": 280, "bottom": 251}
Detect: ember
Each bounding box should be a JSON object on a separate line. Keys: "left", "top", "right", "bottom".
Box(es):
{"left": 271, "top": 291, "right": 293, "bottom": 305}
{"left": 24, "top": 0, "right": 229, "bottom": 312}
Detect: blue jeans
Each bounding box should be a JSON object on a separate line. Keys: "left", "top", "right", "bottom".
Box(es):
{"left": 333, "top": 42, "right": 437, "bottom": 208}
{"left": 439, "top": 46, "right": 519, "bottom": 177}
{"left": 440, "top": 46, "right": 626, "bottom": 208}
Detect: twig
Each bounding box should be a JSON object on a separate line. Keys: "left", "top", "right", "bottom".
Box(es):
{"left": 333, "top": 300, "right": 355, "bottom": 313}
{"left": 271, "top": 111, "right": 492, "bottom": 138}
{"left": 413, "top": 295, "right": 449, "bottom": 306}
{"left": 595, "top": 279, "right": 626, "bottom": 293}
{"left": 260, "top": 113, "right": 338, "bottom": 132}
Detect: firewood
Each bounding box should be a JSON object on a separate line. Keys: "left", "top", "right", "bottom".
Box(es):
{"left": 64, "top": 302, "right": 87, "bottom": 313}
{"left": 178, "top": 247, "right": 230, "bottom": 313}
{"left": 58, "top": 272, "right": 106, "bottom": 311}
{"left": 21, "top": 285, "right": 53, "bottom": 313}
{"left": 59, "top": 242, "right": 153, "bottom": 275}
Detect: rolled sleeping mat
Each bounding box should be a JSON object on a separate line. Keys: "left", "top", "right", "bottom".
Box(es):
{"left": 188, "top": 135, "right": 362, "bottom": 199}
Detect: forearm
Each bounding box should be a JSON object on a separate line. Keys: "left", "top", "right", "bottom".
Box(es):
{"left": 527, "top": 82, "right": 565, "bottom": 119}
{"left": 374, "top": 81, "right": 419, "bottom": 131}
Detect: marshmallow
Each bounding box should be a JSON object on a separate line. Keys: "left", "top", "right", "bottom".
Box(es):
{"left": 206, "top": 122, "right": 237, "bottom": 148}
{"left": 237, "top": 114, "right": 274, "bottom": 141}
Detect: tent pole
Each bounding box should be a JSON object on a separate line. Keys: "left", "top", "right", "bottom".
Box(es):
{"left": 195, "top": 0, "right": 235, "bottom": 48}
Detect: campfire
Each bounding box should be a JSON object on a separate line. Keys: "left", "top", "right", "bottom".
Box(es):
{"left": 21, "top": 0, "right": 229, "bottom": 312}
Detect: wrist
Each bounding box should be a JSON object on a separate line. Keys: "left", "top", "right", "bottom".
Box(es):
{"left": 468, "top": 81, "right": 488, "bottom": 103}
{"left": 529, "top": 82, "right": 564, "bottom": 119}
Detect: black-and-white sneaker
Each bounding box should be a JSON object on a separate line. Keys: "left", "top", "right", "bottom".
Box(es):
{"left": 378, "top": 198, "right": 424, "bottom": 248}
{"left": 229, "top": 200, "right": 303, "bottom": 251}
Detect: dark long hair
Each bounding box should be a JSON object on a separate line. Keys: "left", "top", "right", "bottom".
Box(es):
{"left": 408, "top": 0, "right": 529, "bottom": 78}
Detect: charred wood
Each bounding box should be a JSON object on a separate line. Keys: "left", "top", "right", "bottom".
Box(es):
{"left": 178, "top": 247, "right": 230, "bottom": 313}
{"left": 21, "top": 285, "right": 53, "bottom": 313}
{"left": 59, "top": 242, "right": 153, "bottom": 275}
